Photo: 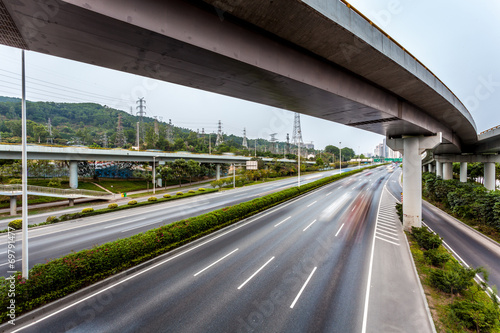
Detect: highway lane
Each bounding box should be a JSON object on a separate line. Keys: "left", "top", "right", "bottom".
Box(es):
{"left": 10, "top": 167, "right": 392, "bottom": 332}
{"left": 386, "top": 167, "right": 500, "bottom": 293}
{"left": 0, "top": 167, "right": 367, "bottom": 276}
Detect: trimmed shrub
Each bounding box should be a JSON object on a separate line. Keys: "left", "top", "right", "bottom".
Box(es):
{"left": 449, "top": 299, "right": 500, "bottom": 332}
{"left": 8, "top": 219, "right": 22, "bottom": 230}
{"left": 108, "top": 203, "right": 118, "bottom": 209}
{"left": 47, "top": 178, "right": 62, "bottom": 187}
{"left": 188, "top": 190, "right": 196, "bottom": 194}
{"left": 395, "top": 203, "right": 403, "bottom": 223}
{"left": 198, "top": 188, "right": 206, "bottom": 191}
{"left": 423, "top": 248, "right": 450, "bottom": 267}
{"left": 46, "top": 216, "right": 57, "bottom": 223}
{"left": 176, "top": 192, "right": 183, "bottom": 196}
{"left": 411, "top": 226, "right": 442, "bottom": 250}
{"left": 429, "top": 262, "right": 476, "bottom": 294}
{"left": 81, "top": 208, "right": 94, "bottom": 213}
{"left": 128, "top": 200, "right": 138, "bottom": 205}
{"left": 148, "top": 197, "right": 158, "bottom": 202}
{"left": 163, "top": 194, "right": 171, "bottom": 198}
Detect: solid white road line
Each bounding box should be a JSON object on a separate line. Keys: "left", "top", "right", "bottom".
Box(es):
{"left": 237, "top": 257, "right": 275, "bottom": 290}
{"left": 307, "top": 201, "right": 317, "bottom": 207}
{"left": 193, "top": 248, "right": 239, "bottom": 277}
{"left": 290, "top": 266, "right": 317, "bottom": 309}
{"left": 302, "top": 219, "right": 317, "bottom": 232}
{"left": 335, "top": 223, "right": 345, "bottom": 237}
{"left": 274, "top": 216, "right": 291, "bottom": 227}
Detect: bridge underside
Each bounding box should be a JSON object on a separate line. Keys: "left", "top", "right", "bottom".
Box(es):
{"left": 0, "top": 0, "right": 478, "bottom": 154}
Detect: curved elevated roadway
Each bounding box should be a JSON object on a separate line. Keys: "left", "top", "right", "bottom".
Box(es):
{"left": 0, "top": 0, "right": 478, "bottom": 153}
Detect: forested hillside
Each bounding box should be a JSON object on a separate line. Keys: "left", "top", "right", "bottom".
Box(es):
{"left": 0, "top": 96, "right": 354, "bottom": 161}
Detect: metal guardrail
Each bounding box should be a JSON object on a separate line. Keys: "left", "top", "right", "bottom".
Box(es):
{"left": 479, "top": 125, "right": 500, "bottom": 135}
{"left": 0, "top": 184, "right": 113, "bottom": 199}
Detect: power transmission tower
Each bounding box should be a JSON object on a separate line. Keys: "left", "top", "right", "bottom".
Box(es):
{"left": 102, "top": 133, "right": 108, "bottom": 148}
{"left": 291, "top": 112, "right": 303, "bottom": 155}
{"left": 136, "top": 98, "right": 146, "bottom": 143}
{"left": 286, "top": 133, "right": 290, "bottom": 154}
{"left": 201, "top": 128, "right": 205, "bottom": 144}
{"left": 115, "top": 113, "right": 126, "bottom": 147}
{"left": 242, "top": 128, "right": 248, "bottom": 148}
{"left": 153, "top": 116, "right": 159, "bottom": 136}
{"left": 215, "top": 120, "right": 224, "bottom": 146}
{"left": 270, "top": 133, "right": 278, "bottom": 153}
{"left": 46, "top": 118, "right": 54, "bottom": 144}
{"left": 130, "top": 106, "right": 133, "bottom": 115}
{"left": 165, "top": 119, "right": 174, "bottom": 143}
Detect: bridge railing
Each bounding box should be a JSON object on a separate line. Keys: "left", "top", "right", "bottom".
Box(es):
{"left": 0, "top": 184, "right": 113, "bottom": 199}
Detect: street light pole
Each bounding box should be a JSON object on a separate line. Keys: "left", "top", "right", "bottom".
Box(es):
{"left": 358, "top": 146, "right": 360, "bottom": 169}
{"left": 21, "top": 50, "right": 28, "bottom": 279}
{"left": 233, "top": 163, "right": 236, "bottom": 188}
{"left": 339, "top": 142, "right": 342, "bottom": 174}
{"left": 153, "top": 155, "right": 159, "bottom": 194}
{"left": 298, "top": 141, "right": 301, "bottom": 187}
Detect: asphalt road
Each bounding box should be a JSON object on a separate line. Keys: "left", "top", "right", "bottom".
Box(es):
{"left": 7, "top": 167, "right": 402, "bottom": 332}
{"left": 0, "top": 168, "right": 363, "bottom": 276}
{"left": 386, "top": 167, "right": 500, "bottom": 295}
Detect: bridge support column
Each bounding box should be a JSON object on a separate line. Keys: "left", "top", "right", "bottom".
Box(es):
{"left": 157, "top": 161, "right": 165, "bottom": 187}
{"left": 69, "top": 198, "right": 75, "bottom": 207}
{"left": 443, "top": 162, "right": 453, "bottom": 180}
{"left": 429, "top": 164, "right": 435, "bottom": 173}
{"left": 388, "top": 134, "right": 442, "bottom": 230}
{"left": 460, "top": 162, "right": 467, "bottom": 182}
{"left": 10, "top": 196, "right": 17, "bottom": 216}
{"left": 484, "top": 162, "right": 496, "bottom": 191}
{"left": 216, "top": 164, "right": 221, "bottom": 181}
{"left": 69, "top": 161, "right": 78, "bottom": 189}
{"left": 436, "top": 161, "right": 442, "bottom": 178}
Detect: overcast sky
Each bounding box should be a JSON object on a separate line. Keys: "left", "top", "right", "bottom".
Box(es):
{"left": 0, "top": 0, "right": 499, "bottom": 155}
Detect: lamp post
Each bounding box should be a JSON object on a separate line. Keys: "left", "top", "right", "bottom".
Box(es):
{"left": 339, "top": 142, "right": 342, "bottom": 174}
{"left": 298, "top": 139, "right": 301, "bottom": 187}
{"left": 233, "top": 163, "right": 236, "bottom": 189}
{"left": 358, "top": 146, "right": 361, "bottom": 169}
{"left": 21, "top": 50, "right": 28, "bottom": 279}
{"left": 153, "top": 155, "right": 159, "bottom": 194}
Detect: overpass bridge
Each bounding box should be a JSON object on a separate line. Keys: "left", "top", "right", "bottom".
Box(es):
{"left": 0, "top": 0, "right": 499, "bottom": 229}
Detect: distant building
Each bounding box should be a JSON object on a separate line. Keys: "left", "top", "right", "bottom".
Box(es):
{"left": 303, "top": 142, "right": 314, "bottom": 150}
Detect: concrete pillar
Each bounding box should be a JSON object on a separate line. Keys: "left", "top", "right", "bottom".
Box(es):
{"left": 484, "top": 162, "right": 496, "bottom": 191}
{"left": 443, "top": 162, "right": 453, "bottom": 180}
{"left": 216, "top": 163, "right": 221, "bottom": 180}
{"left": 69, "top": 161, "right": 78, "bottom": 189}
{"left": 388, "top": 133, "right": 442, "bottom": 231}
{"left": 157, "top": 161, "right": 165, "bottom": 187}
{"left": 436, "top": 161, "right": 442, "bottom": 178}
{"left": 429, "top": 164, "right": 435, "bottom": 173}
{"left": 10, "top": 196, "right": 17, "bottom": 216}
{"left": 69, "top": 198, "right": 75, "bottom": 207}
{"left": 402, "top": 137, "right": 422, "bottom": 230}
{"left": 460, "top": 162, "right": 467, "bottom": 182}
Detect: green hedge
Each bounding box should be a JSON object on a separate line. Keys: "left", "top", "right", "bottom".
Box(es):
{"left": 0, "top": 165, "right": 379, "bottom": 323}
